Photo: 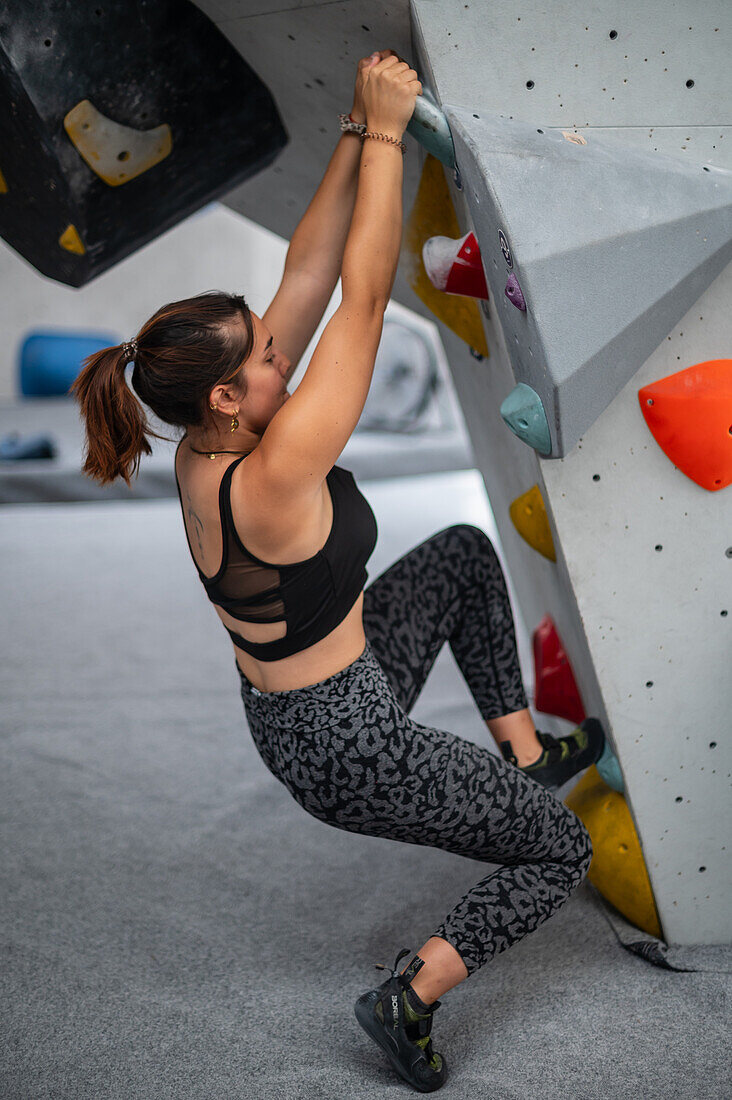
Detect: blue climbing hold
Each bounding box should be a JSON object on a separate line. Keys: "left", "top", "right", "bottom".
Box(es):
{"left": 500, "top": 383, "right": 552, "bottom": 455}
{"left": 406, "top": 92, "right": 456, "bottom": 170}
{"left": 596, "top": 741, "right": 625, "bottom": 793}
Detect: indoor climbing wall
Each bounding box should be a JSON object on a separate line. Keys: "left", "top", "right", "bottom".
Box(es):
{"left": 407, "top": 0, "right": 731, "bottom": 946}
{"left": 7, "top": 0, "right": 725, "bottom": 947}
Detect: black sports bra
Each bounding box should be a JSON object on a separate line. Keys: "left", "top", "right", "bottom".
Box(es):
{"left": 174, "top": 445, "right": 378, "bottom": 661}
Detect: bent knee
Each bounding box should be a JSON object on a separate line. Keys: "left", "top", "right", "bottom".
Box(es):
{"left": 575, "top": 821, "right": 594, "bottom": 873}
{"left": 450, "top": 523, "right": 498, "bottom": 557}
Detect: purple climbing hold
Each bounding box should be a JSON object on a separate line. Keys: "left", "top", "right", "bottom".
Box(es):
{"left": 505, "top": 272, "right": 526, "bottom": 311}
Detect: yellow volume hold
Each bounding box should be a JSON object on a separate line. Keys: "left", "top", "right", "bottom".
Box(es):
{"left": 59, "top": 224, "right": 85, "bottom": 254}
{"left": 403, "top": 153, "right": 489, "bottom": 358}
{"left": 509, "top": 484, "right": 556, "bottom": 562}
{"left": 565, "top": 766, "right": 662, "bottom": 939}
{"left": 64, "top": 100, "right": 172, "bottom": 186}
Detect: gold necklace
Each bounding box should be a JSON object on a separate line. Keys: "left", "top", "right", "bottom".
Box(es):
{"left": 188, "top": 446, "right": 252, "bottom": 461}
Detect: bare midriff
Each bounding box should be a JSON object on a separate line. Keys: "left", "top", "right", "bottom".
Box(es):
{"left": 176, "top": 436, "right": 368, "bottom": 694}
{"left": 232, "top": 591, "right": 367, "bottom": 693}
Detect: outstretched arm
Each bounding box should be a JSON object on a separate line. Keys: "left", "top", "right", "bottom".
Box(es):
{"left": 282, "top": 123, "right": 364, "bottom": 291}
{"left": 262, "top": 129, "right": 364, "bottom": 375}
{"left": 263, "top": 51, "right": 399, "bottom": 371}
{"left": 283, "top": 51, "right": 391, "bottom": 289}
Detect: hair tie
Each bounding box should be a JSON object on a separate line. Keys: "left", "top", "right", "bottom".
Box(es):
{"left": 121, "top": 339, "right": 138, "bottom": 360}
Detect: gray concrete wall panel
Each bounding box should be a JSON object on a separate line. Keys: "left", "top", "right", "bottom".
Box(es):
{"left": 411, "top": 0, "right": 732, "bottom": 944}
{"left": 411, "top": 0, "right": 731, "bottom": 156}
{"left": 444, "top": 105, "right": 732, "bottom": 455}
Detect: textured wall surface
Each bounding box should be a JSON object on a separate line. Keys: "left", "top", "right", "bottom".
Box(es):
{"left": 409, "top": 0, "right": 731, "bottom": 943}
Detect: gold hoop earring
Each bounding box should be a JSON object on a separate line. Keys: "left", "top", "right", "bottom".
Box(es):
{"left": 210, "top": 402, "right": 218, "bottom": 411}
{"left": 230, "top": 407, "right": 239, "bottom": 432}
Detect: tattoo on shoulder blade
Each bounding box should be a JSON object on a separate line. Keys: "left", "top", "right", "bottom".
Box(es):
{"left": 185, "top": 492, "right": 205, "bottom": 557}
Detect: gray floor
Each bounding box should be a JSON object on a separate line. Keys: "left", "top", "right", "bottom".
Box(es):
{"left": 2, "top": 473, "right": 730, "bottom": 1099}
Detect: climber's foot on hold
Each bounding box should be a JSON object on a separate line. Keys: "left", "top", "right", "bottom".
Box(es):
{"left": 500, "top": 718, "right": 605, "bottom": 790}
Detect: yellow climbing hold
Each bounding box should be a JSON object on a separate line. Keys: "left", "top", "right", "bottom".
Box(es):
{"left": 509, "top": 484, "right": 556, "bottom": 562}
{"left": 59, "top": 224, "right": 86, "bottom": 254}
{"left": 403, "top": 153, "right": 489, "bottom": 358}
{"left": 565, "top": 766, "right": 662, "bottom": 938}
{"left": 64, "top": 99, "right": 172, "bottom": 186}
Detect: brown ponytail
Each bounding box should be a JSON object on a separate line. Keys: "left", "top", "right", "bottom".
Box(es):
{"left": 70, "top": 290, "right": 255, "bottom": 488}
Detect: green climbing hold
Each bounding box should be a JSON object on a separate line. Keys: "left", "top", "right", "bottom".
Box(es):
{"left": 500, "top": 382, "right": 552, "bottom": 455}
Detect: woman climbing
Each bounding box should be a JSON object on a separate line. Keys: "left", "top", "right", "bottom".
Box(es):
{"left": 72, "top": 49, "right": 604, "bottom": 1094}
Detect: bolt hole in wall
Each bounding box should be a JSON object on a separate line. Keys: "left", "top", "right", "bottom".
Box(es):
{"left": 519, "top": 25, "right": 696, "bottom": 89}
{"left": 474, "top": 27, "right": 717, "bottom": 401}
{"left": 486, "top": 25, "right": 712, "bottom": 165}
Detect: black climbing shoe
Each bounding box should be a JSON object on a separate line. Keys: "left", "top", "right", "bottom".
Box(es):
{"left": 354, "top": 947, "right": 447, "bottom": 1092}
{"left": 499, "top": 717, "right": 605, "bottom": 790}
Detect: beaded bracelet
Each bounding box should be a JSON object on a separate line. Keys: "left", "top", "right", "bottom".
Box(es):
{"left": 337, "top": 112, "right": 406, "bottom": 154}
{"left": 338, "top": 112, "right": 366, "bottom": 135}
{"left": 361, "top": 130, "right": 407, "bottom": 155}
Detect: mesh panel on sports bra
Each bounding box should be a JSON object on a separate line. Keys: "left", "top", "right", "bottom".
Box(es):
{"left": 175, "top": 448, "right": 289, "bottom": 635}
{"left": 207, "top": 554, "right": 286, "bottom": 625}
{"left": 176, "top": 443, "right": 377, "bottom": 661}
{"left": 206, "top": 456, "right": 287, "bottom": 629}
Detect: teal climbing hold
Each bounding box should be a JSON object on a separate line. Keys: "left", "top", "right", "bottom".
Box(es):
{"left": 596, "top": 741, "right": 624, "bottom": 794}
{"left": 500, "top": 383, "right": 552, "bottom": 455}
{"left": 406, "top": 92, "right": 456, "bottom": 170}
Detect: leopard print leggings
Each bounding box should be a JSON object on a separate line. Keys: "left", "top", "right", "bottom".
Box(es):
{"left": 237, "top": 524, "right": 593, "bottom": 976}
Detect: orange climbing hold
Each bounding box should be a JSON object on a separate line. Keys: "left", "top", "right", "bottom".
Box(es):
{"left": 638, "top": 358, "right": 732, "bottom": 492}
{"left": 533, "top": 614, "right": 585, "bottom": 726}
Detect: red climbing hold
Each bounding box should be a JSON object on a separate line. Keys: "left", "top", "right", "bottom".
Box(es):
{"left": 638, "top": 359, "right": 732, "bottom": 492}
{"left": 422, "top": 230, "right": 489, "bottom": 300}
{"left": 532, "top": 615, "right": 586, "bottom": 725}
